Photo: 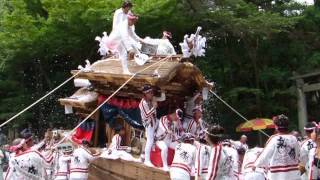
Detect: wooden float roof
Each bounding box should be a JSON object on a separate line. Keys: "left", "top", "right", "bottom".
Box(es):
{"left": 59, "top": 55, "right": 213, "bottom": 108}
{"left": 72, "top": 55, "right": 212, "bottom": 96}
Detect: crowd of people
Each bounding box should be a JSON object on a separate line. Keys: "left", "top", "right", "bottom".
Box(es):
{"left": 2, "top": 1, "right": 320, "bottom": 180}
{"left": 4, "top": 84, "right": 320, "bottom": 180}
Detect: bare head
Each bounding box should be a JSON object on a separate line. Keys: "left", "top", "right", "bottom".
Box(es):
{"left": 240, "top": 135, "right": 247, "bottom": 143}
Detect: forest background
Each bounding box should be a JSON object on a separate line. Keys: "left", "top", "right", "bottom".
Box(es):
{"left": 0, "top": 0, "right": 319, "bottom": 140}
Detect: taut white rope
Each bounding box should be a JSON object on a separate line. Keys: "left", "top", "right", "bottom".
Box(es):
{"left": 0, "top": 70, "right": 83, "bottom": 128}
{"left": 55, "top": 55, "right": 173, "bottom": 147}
{"left": 209, "top": 90, "right": 270, "bottom": 137}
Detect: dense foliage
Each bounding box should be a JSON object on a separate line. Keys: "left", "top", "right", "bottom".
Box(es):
{"left": 0, "top": 0, "right": 319, "bottom": 138}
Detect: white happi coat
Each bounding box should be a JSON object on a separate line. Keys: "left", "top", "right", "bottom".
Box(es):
{"left": 139, "top": 93, "right": 166, "bottom": 127}
{"left": 254, "top": 134, "right": 300, "bottom": 180}
{"left": 139, "top": 98, "right": 157, "bottom": 128}
{"left": 232, "top": 140, "right": 249, "bottom": 152}
{"left": 223, "top": 146, "right": 240, "bottom": 180}
{"left": 300, "top": 138, "right": 316, "bottom": 177}
{"left": 306, "top": 147, "right": 320, "bottom": 180}
{"left": 70, "top": 146, "right": 98, "bottom": 179}
{"left": 54, "top": 154, "right": 72, "bottom": 180}
{"left": 155, "top": 115, "right": 181, "bottom": 168}
{"left": 107, "top": 20, "right": 141, "bottom": 53}
{"left": 184, "top": 94, "right": 201, "bottom": 123}
{"left": 44, "top": 150, "right": 60, "bottom": 179}
{"left": 5, "top": 150, "right": 53, "bottom": 180}
{"left": 206, "top": 144, "right": 235, "bottom": 180}
{"left": 112, "top": 8, "right": 131, "bottom": 31}
{"left": 170, "top": 142, "right": 196, "bottom": 180}
{"left": 156, "top": 39, "right": 176, "bottom": 55}
{"left": 195, "top": 143, "right": 211, "bottom": 180}
{"left": 155, "top": 116, "right": 182, "bottom": 144}
{"left": 241, "top": 147, "right": 266, "bottom": 180}
{"left": 185, "top": 119, "right": 205, "bottom": 140}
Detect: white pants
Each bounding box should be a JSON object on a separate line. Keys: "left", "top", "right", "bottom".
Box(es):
{"left": 243, "top": 172, "right": 265, "bottom": 180}
{"left": 170, "top": 167, "right": 190, "bottom": 180}
{"left": 54, "top": 175, "right": 68, "bottom": 180}
{"left": 102, "top": 149, "right": 136, "bottom": 161}
{"left": 144, "top": 125, "right": 155, "bottom": 163}
{"left": 69, "top": 172, "right": 88, "bottom": 180}
{"left": 118, "top": 44, "right": 130, "bottom": 73}
{"left": 196, "top": 173, "right": 208, "bottom": 180}
{"left": 268, "top": 170, "right": 300, "bottom": 180}
{"left": 156, "top": 140, "right": 177, "bottom": 168}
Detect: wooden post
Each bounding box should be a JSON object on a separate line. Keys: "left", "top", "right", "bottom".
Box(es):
{"left": 93, "top": 111, "right": 100, "bottom": 147}
{"left": 296, "top": 78, "right": 308, "bottom": 135}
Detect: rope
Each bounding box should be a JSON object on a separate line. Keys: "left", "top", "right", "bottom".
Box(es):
{"left": 55, "top": 55, "right": 173, "bottom": 147}
{"left": 0, "top": 70, "right": 83, "bottom": 128}
{"left": 153, "top": 56, "right": 171, "bottom": 75}
{"left": 209, "top": 90, "right": 270, "bottom": 137}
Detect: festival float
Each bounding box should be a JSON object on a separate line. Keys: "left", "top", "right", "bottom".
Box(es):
{"left": 58, "top": 27, "right": 212, "bottom": 179}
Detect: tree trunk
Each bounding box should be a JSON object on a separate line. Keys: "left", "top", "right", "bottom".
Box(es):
{"left": 247, "top": 38, "right": 262, "bottom": 116}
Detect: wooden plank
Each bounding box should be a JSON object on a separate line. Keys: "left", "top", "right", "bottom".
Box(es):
{"left": 93, "top": 111, "right": 100, "bottom": 147}
{"left": 290, "top": 70, "right": 320, "bottom": 80}
{"left": 303, "top": 82, "right": 320, "bottom": 92}
{"left": 89, "top": 158, "right": 170, "bottom": 180}
{"left": 58, "top": 98, "right": 97, "bottom": 109}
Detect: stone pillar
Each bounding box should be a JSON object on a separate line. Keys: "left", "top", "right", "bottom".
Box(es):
{"left": 296, "top": 78, "right": 308, "bottom": 135}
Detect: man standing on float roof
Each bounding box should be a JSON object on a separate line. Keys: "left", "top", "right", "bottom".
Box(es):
{"left": 112, "top": 1, "right": 133, "bottom": 31}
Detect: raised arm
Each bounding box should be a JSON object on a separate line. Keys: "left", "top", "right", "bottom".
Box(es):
{"left": 154, "top": 92, "right": 166, "bottom": 102}
{"left": 128, "top": 25, "right": 142, "bottom": 42}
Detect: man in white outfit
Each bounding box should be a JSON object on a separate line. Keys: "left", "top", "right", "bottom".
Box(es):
{"left": 299, "top": 122, "right": 316, "bottom": 179}
{"left": 183, "top": 93, "right": 203, "bottom": 128}
{"left": 221, "top": 140, "right": 240, "bottom": 180}
{"left": 5, "top": 138, "right": 54, "bottom": 180}
{"left": 106, "top": 12, "right": 144, "bottom": 74}
{"left": 253, "top": 114, "right": 300, "bottom": 180}
{"left": 155, "top": 109, "right": 184, "bottom": 171}
{"left": 206, "top": 125, "right": 235, "bottom": 180}
{"left": 170, "top": 133, "right": 196, "bottom": 180}
{"left": 156, "top": 31, "right": 176, "bottom": 55}
{"left": 54, "top": 143, "right": 73, "bottom": 180}
{"left": 112, "top": 1, "right": 133, "bottom": 31}
{"left": 69, "top": 140, "right": 100, "bottom": 180}
{"left": 185, "top": 106, "right": 205, "bottom": 140}
{"left": 232, "top": 135, "right": 249, "bottom": 152}
{"left": 195, "top": 138, "right": 211, "bottom": 180}
{"left": 241, "top": 147, "right": 266, "bottom": 180}
{"left": 139, "top": 84, "right": 166, "bottom": 167}
{"left": 102, "top": 126, "right": 139, "bottom": 161}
